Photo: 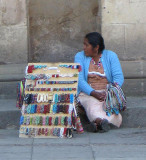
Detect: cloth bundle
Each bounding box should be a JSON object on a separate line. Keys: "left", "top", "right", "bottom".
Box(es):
{"left": 103, "top": 83, "right": 126, "bottom": 116}
{"left": 16, "top": 78, "right": 25, "bottom": 108}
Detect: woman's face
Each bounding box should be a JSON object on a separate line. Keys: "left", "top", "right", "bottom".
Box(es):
{"left": 83, "top": 38, "right": 96, "bottom": 57}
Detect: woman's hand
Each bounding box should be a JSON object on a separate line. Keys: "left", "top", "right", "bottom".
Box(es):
{"left": 90, "top": 90, "right": 106, "bottom": 101}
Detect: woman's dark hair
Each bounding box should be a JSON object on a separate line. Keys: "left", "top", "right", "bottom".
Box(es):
{"left": 85, "top": 32, "right": 105, "bottom": 53}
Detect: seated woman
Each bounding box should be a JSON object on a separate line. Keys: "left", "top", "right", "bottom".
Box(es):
{"left": 74, "top": 32, "right": 124, "bottom": 132}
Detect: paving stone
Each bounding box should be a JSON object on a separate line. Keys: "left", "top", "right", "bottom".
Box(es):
{"left": 93, "top": 145, "right": 146, "bottom": 160}
{"left": 0, "top": 128, "right": 146, "bottom": 160}
{"left": 88, "top": 128, "right": 146, "bottom": 145}
{"left": 32, "top": 145, "right": 93, "bottom": 160}
{"left": 33, "top": 131, "right": 89, "bottom": 145}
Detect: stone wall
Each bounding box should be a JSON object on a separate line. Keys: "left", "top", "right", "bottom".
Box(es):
{"left": 0, "top": 0, "right": 28, "bottom": 64}
{"left": 29, "top": 0, "right": 100, "bottom": 62}
{"left": 0, "top": 0, "right": 28, "bottom": 98}
{"left": 0, "top": 0, "right": 146, "bottom": 98}
{"left": 101, "top": 0, "right": 146, "bottom": 96}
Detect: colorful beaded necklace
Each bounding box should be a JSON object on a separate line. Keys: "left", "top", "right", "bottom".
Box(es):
{"left": 91, "top": 56, "right": 102, "bottom": 68}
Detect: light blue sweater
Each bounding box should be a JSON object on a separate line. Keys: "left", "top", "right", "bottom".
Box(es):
{"left": 74, "top": 50, "right": 124, "bottom": 95}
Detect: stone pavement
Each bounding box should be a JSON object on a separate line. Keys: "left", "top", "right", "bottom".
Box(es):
{"left": 0, "top": 127, "right": 146, "bottom": 160}
{"left": 0, "top": 97, "right": 146, "bottom": 159}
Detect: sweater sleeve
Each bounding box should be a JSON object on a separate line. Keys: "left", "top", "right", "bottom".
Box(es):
{"left": 110, "top": 52, "right": 124, "bottom": 87}
{"left": 74, "top": 53, "right": 94, "bottom": 95}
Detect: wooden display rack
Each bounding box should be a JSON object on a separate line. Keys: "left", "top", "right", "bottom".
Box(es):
{"left": 19, "top": 63, "right": 80, "bottom": 138}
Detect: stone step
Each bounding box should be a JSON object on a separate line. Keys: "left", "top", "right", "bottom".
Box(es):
{"left": 0, "top": 97, "right": 146, "bottom": 129}
{"left": 121, "top": 96, "right": 146, "bottom": 128}
{"left": 0, "top": 78, "right": 146, "bottom": 99}
{"left": 0, "top": 99, "right": 21, "bottom": 129}
{"left": 0, "top": 64, "right": 26, "bottom": 99}
{"left": 0, "top": 63, "right": 146, "bottom": 99}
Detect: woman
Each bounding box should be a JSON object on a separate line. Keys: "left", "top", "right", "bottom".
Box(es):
{"left": 74, "top": 32, "right": 124, "bottom": 132}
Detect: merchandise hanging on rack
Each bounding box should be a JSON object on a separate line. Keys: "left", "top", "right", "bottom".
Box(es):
{"left": 18, "top": 63, "right": 83, "bottom": 138}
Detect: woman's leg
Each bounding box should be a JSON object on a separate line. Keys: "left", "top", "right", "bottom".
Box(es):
{"left": 78, "top": 92, "right": 122, "bottom": 130}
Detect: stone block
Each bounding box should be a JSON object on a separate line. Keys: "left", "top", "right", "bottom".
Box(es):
{"left": 102, "top": 0, "right": 146, "bottom": 24}
{"left": 0, "top": 26, "right": 28, "bottom": 63}
{"left": 0, "top": 99, "right": 20, "bottom": 112}
{"left": 143, "top": 61, "right": 146, "bottom": 76}
{"left": 0, "top": 81, "right": 19, "bottom": 99}
{"left": 121, "top": 61, "right": 146, "bottom": 78}
{"left": 102, "top": 25, "right": 125, "bottom": 59}
{"left": 0, "top": 146, "right": 31, "bottom": 160}
{"left": 122, "top": 79, "right": 146, "bottom": 96}
{"left": 122, "top": 104, "right": 146, "bottom": 128}
{"left": 1, "top": 0, "right": 27, "bottom": 25}
{"left": 32, "top": 145, "right": 93, "bottom": 160}
{"left": 143, "top": 78, "right": 146, "bottom": 95}
{"left": 92, "top": 145, "right": 146, "bottom": 159}
{"left": 0, "top": 64, "right": 26, "bottom": 80}
{"left": 0, "top": 8, "right": 2, "bottom": 26}
{"left": 89, "top": 127, "right": 146, "bottom": 144}
{"left": 33, "top": 131, "right": 89, "bottom": 145}
{"left": 121, "top": 97, "right": 146, "bottom": 128}
{"left": 125, "top": 24, "right": 146, "bottom": 60}
{"left": 29, "top": 0, "right": 100, "bottom": 62}
{"left": 130, "top": 0, "right": 146, "bottom": 2}
{"left": 0, "top": 110, "right": 21, "bottom": 129}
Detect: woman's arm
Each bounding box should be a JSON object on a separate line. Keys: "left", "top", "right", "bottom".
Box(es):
{"left": 110, "top": 52, "right": 124, "bottom": 87}
{"left": 90, "top": 90, "right": 106, "bottom": 101}
{"left": 74, "top": 53, "right": 94, "bottom": 95}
